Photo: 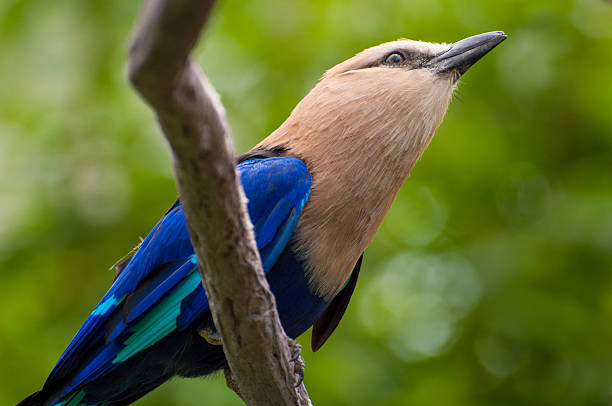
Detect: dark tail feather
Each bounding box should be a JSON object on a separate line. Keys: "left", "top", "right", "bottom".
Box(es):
{"left": 106, "top": 375, "right": 170, "bottom": 406}
{"left": 16, "top": 390, "right": 45, "bottom": 406}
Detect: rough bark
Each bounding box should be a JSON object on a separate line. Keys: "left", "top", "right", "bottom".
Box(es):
{"left": 127, "top": 0, "right": 312, "bottom": 404}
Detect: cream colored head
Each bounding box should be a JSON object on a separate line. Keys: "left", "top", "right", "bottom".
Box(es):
{"left": 257, "top": 32, "right": 507, "bottom": 299}
{"left": 321, "top": 39, "right": 460, "bottom": 140}
{"left": 301, "top": 38, "right": 459, "bottom": 159}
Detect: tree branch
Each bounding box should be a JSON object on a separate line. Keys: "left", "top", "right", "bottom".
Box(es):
{"left": 127, "top": 0, "right": 311, "bottom": 404}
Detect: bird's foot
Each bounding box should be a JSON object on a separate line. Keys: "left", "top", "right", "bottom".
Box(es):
{"left": 198, "top": 325, "right": 223, "bottom": 345}
{"left": 288, "top": 338, "right": 305, "bottom": 387}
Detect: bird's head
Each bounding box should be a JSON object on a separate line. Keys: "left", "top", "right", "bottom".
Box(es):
{"left": 277, "top": 31, "right": 507, "bottom": 162}
{"left": 325, "top": 31, "right": 507, "bottom": 82}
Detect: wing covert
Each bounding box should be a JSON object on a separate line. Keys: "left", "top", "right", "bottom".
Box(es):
{"left": 44, "top": 155, "right": 312, "bottom": 396}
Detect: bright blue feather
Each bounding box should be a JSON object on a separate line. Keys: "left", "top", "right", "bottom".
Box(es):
{"left": 254, "top": 198, "right": 294, "bottom": 249}
{"left": 113, "top": 266, "right": 203, "bottom": 363}
{"left": 261, "top": 207, "right": 297, "bottom": 271}
{"left": 105, "top": 256, "right": 197, "bottom": 343}
{"left": 43, "top": 156, "right": 314, "bottom": 404}
{"left": 177, "top": 283, "right": 208, "bottom": 330}
{"left": 123, "top": 256, "right": 197, "bottom": 325}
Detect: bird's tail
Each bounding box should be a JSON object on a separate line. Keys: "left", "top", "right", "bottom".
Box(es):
{"left": 16, "top": 390, "right": 45, "bottom": 406}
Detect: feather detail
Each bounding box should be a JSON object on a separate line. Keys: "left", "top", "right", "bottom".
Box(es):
{"left": 39, "top": 156, "right": 313, "bottom": 406}
{"left": 311, "top": 253, "right": 362, "bottom": 351}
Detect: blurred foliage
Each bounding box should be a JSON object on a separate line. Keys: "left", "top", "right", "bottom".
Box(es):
{"left": 2, "top": 0, "right": 612, "bottom": 405}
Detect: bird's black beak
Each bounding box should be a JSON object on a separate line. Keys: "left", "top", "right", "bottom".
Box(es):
{"left": 428, "top": 31, "right": 507, "bottom": 76}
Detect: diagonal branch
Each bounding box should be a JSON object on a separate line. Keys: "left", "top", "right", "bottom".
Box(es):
{"left": 127, "top": 0, "right": 311, "bottom": 404}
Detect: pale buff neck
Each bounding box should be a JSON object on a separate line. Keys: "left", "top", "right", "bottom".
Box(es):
{"left": 256, "top": 68, "right": 454, "bottom": 299}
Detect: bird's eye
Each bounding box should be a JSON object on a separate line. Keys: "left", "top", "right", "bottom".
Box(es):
{"left": 385, "top": 52, "right": 405, "bottom": 65}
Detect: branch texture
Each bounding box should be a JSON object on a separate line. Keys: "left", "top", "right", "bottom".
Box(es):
{"left": 128, "top": 0, "right": 311, "bottom": 404}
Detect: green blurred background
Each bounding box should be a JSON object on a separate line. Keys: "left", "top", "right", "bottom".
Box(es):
{"left": 2, "top": 0, "right": 612, "bottom": 405}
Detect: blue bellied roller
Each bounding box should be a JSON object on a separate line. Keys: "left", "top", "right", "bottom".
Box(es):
{"left": 20, "top": 32, "right": 506, "bottom": 405}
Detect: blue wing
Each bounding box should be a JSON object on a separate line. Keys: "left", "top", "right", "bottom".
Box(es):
{"left": 43, "top": 156, "right": 312, "bottom": 400}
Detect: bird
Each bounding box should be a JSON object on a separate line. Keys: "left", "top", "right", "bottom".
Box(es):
{"left": 20, "top": 31, "right": 506, "bottom": 406}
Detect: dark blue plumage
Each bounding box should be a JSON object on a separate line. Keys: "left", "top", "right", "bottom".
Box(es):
{"left": 29, "top": 156, "right": 332, "bottom": 406}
